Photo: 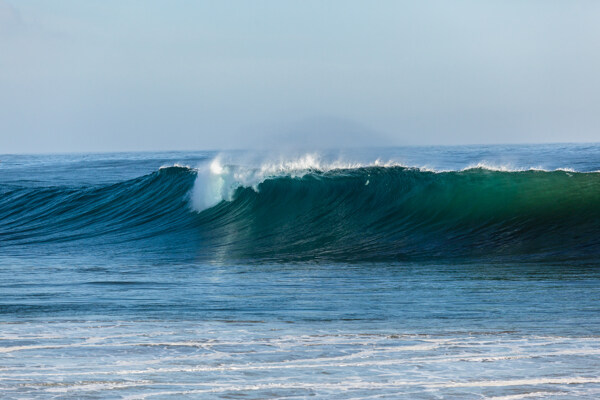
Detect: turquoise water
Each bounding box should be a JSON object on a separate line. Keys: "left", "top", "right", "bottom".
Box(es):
{"left": 1, "top": 144, "right": 599, "bottom": 398}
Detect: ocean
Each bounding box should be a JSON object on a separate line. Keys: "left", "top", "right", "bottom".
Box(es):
{"left": 1, "top": 143, "right": 599, "bottom": 399}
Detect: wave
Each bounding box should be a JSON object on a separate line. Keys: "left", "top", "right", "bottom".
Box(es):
{"left": 0, "top": 166, "right": 197, "bottom": 246}
{"left": 1, "top": 160, "right": 599, "bottom": 262}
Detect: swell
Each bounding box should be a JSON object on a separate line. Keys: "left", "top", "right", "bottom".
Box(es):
{"left": 1, "top": 165, "right": 599, "bottom": 262}
{"left": 0, "top": 166, "right": 197, "bottom": 246}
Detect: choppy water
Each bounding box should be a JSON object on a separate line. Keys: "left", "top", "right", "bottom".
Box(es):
{"left": 1, "top": 144, "right": 599, "bottom": 398}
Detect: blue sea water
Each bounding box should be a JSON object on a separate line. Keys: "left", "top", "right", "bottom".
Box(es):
{"left": 1, "top": 144, "right": 600, "bottom": 399}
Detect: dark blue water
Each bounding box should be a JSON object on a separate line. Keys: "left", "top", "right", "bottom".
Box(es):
{"left": 1, "top": 144, "right": 599, "bottom": 399}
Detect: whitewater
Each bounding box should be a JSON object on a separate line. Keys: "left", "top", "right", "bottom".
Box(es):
{"left": 1, "top": 143, "right": 599, "bottom": 399}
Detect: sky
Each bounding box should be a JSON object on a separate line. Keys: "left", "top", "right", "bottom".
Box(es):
{"left": 1, "top": 0, "right": 599, "bottom": 153}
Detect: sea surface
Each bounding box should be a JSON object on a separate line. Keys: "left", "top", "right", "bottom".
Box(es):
{"left": 1, "top": 144, "right": 599, "bottom": 399}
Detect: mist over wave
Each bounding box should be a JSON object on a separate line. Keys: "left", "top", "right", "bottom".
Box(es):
{"left": 2, "top": 153, "right": 599, "bottom": 263}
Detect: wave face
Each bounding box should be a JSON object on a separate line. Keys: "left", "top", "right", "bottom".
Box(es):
{"left": 0, "top": 166, "right": 197, "bottom": 247}
{"left": 1, "top": 164, "right": 599, "bottom": 262}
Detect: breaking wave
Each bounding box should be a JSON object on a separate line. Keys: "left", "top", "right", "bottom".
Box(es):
{"left": 1, "top": 158, "right": 599, "bottom": 262}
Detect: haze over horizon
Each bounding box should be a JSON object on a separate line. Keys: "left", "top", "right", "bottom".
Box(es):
{"left": 1, "top": 0, "right": 599, "bottom": 153}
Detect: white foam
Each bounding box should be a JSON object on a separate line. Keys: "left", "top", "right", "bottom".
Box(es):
{"left": 158, "top": 163, "right": 193, "bottom": 170}
{"left": 432, "top": 376, "right": 600, "bottom": 388}
{"left": 486, "top": 392, "right": 565, "bottom": 400}
{"left": 119, "top": 376, "right": 600, "bottom": 399}
{"left": 190, "top": 158, "right": 230, "bottom": 211}
{"left": 4, "top": 323, "right": 600, "bottom": 400}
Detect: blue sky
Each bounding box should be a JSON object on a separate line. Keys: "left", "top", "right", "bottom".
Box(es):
{"left": 1, "top": 0, "right": 599, "bottom": 153}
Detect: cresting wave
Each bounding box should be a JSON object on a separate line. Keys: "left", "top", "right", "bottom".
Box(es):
{"left": 1, "top": 159, "right": 599, "bottom": 262}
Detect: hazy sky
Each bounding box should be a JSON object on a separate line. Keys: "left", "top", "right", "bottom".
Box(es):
{"left": 1, "top": 0, "right": 599, "bottom": 153}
